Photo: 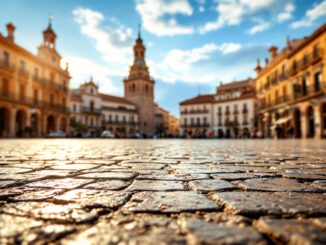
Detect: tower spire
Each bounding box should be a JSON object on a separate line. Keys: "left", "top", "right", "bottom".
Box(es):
{"left": 138, "top": 23, "right": 141, "bottom": 38}
{"left": 48, "top": 13, "right": 53, "bottom": 27}
{"left": 136, "top": 23, "right": 143, "bottom": 44}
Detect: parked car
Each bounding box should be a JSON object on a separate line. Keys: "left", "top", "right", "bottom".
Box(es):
{"left": 131, "top": 133, "right": 142, "bottom": 139}
{"left": 101, "top": 130, "right": 114, "bottom": 138}
{"left": 46, "top": 130, "right": 66, "bottom": 138}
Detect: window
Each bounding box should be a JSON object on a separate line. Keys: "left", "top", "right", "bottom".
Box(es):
{"left": 19, "top": 84, "right": 25, "bottom": 101}
{"left": 20, "top": 60, "right": 25, "bottom": 72}
{"left": 2, "top": 78, "right": 9, "bottom": 96}
{"left": 3, "top": 51, "right": 9, "bottom": 66}
{"left": 191, "top": 118, "right": 194, "bottom": 125}
{"left": 283, "top": 85, "right": 287, "bottom": 101}
{"left": 314, "top": 72, "right": 322, "bottom": 92}
{"left": 33, "top": 89, "right": 38, "bottom": 105}
{"left": 203, "top": 117, "right": 207, "bottom": 125}
{"left": 145, "top": 84, "right": 148, "bottom": 93}
{"left": 302, "top": 76, "right": 308, "bottom": 96}
{"left": 184, "top": 118, "right": 187, "bottom": 126}
{"left": 90, "top": 88, "right": 94, "bottom": 94}
{"left": 73, "top": 104, "right": 76, "bottom": 112}
{"left": 50, "top": 94, "right": 54, "bottom": 106}
{"left": 313, "top": 44, "right": 319, "bottom": 59}
{"left": 50, "top": 73, "right": 55, "bottom": 82}
{"left": 115, "top": 115, "right": 119, "bottom": 122}
{"left": 34, "top": 68, "right": 39, "bottom": 79}
{"left": 123, "top": 116, "right": 126, "bottom": 122}
{"left": 196, "top": 117, "right": 200, "bottom": 125}
{"left": 90, "top": 101, "right": 94, "bottom": 111}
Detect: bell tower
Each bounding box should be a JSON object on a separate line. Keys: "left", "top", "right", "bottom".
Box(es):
{"left": 124, "top": 25, "right": 155, "bottom": 136}
{"left": 37, "top": 15, "right": 61, "bottom": 67}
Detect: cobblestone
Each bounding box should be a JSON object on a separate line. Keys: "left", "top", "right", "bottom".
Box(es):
{"left": 0, "top": 139, "right": 326, "bottom": 244}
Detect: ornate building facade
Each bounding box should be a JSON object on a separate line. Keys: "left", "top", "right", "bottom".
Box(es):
{"left": 0, "top": 21, "right": 70, "bottom": 137}
{"left": 123, "top": 29, "right": 156, "bottom": 136}
{"left": 180, "top": 79, "right": 256, "bottom": 138}
{"left": 69, "top": 79, "right": 139, "bottom": 137}
{"left": 255, "top": 23, "right": 326, "bottom": 139}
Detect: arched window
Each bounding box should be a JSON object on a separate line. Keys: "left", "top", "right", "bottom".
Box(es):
{"left": 132, "top": 83, "right": 136, "bottom": 92}
{"left": 90, "top": 100, "right": 94, "bottom": 112}
{"left": 145, "top": 84, "right": 149, "bottom": 93}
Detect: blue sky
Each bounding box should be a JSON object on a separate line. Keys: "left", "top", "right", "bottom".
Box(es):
{"left": 1, "top": 0, "right": 325, "bottom": 116}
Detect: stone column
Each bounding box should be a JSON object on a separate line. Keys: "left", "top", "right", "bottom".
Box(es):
{"left": 314, "top": 104, "right": 321, "bottom": 139}
{"left": 300, "top": 109, "right": 307, "bottom": 139}
{"left": 9, "top": 108, "right": 16, "bottom": 137}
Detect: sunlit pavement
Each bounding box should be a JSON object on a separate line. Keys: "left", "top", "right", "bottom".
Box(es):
{"left": 0, "top": 139, "right": 326, "bottom": 244}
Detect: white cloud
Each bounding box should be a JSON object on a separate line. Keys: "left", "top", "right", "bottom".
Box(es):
{"left": 135, "top": 0, "right": 194, "bottom": 36}
{"left": 276, "top": 2, "right": 295, "bottom": 23}
{"left": 247, "top": 18, "right": 271, "bottom": 35}
{"left": 291, "top": 1, "right": 326, "bottom": 28}
{"left": 73, "top": 7, "right": 133, "bottom": 64}
{"left": 62, "top": 56, "right": 123, "bottom": 95}
{"left": 200, "top": 0, "right": 277, "bottom": 33}
{"left": 150, "top": 42, "right": 242, "bottom": 84}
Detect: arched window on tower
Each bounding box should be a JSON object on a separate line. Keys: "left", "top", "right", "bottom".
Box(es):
{"left": 145, "top": 84, "right": 148, "bottom": 93}
{"left": 132, "top": 83, "right": 136, "bottom": 92}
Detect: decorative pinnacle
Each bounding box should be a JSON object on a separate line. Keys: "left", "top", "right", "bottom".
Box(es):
{"left": 48, "top": 13, "right": 53, "bottom": 26}
{"left": 138, "top": 23, "right": 141, "bottom": 38}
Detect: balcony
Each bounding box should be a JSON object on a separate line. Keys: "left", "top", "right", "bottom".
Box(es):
{"left": 42, "top": 79, "right": 69, "bottom": 92}
{"left": 180, "top": 123, "right": 210, "bottom": 128}
{"left": 82, "top": 107, "right": 102, "bottom": 114}
{"left": 287, "top": 66, "right": 298, "bottom": 77}
{"left": 188, "top": 109, "right": 209, "bottom": 114}
{"left": 311, "top": 48, "right": 323, "bottom": 64}
{"left": 102, "top": 106, "right": 137, "bottom": 113}
{"left": 103, "top": 120, "right": 139, "bottom": 126}
{"left": 180, "top": 110, "right": 188, "bottom": 115}
{"left": 0, "top": 59, "right": 15, "bottom": 73}
{"left": 18, "top": 69, "right": 30, "bottom": 81}
{"left": 0, "top": 91, "right": 44, "bottom": 108}
{"left": 44, "top": 102, "right": 70, "bottom": 113}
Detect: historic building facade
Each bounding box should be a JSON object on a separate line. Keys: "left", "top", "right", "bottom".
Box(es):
{"left": 69, "top": 79, "right": 139, "bottom": 137}
{"left": 123, "top": 29, "right": 156, "bottom": 136}
{"left": 180, "top": 79, "right": 256, "bottom": 138}
{"left": 255, "top": 23, "right": 326, "bottom": 139}
{"left": 0, "top": 21, "right": 70, "bottom": 137}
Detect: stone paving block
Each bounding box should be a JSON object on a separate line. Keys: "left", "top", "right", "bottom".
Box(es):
{"left": 25, "top": 178, "right": 93, "bottom": 189}
{"left": 49, "top": 163, "right": 100, "bottom": 171}
{"left": 127, "top": 180, "right": 185, "bottom": 191}
{"left": 0, "top": 180, "right": 21, "bottom": 188}
{"left": 77, "top": 172, "right": 137, "bottom": 180}
{"left": 236, "top": 178, "right": 324, "bottom": 192}
{"left": 211, "top": 173, "right": 263, "bottom": 180}
{"left": 136, "top": 173, "right": 209, "bottom": 181}
{"left": 61, "top": 214, "right": 185, "bottom": 244}
{"left": 255, "top": 218, "right": 326, "bottom": 244}
{"left": 181, "top": 218, "right": 267, "bottom": 245}
{"left": 124, "top": 191, "right": 222, "bottom": 213}
{"left": 1, "top": 202, "right": 98, "bottom": 223}
{"left": 188, "top": 179, "right": 237, "bottom": 192}
{"left": 54, "top": 189, "right": 131, "bottom": 208}
{"left": 10, "top": 188, "right": 64, "bottom": 201}
{"left": 169, "top": 164, "right": 221, "bottom": 174}
{"left": 83, "top": 180, "right": 130, "bottom": 190}
{"left": 213, "top": 192, "right": 326, "bottom": 216}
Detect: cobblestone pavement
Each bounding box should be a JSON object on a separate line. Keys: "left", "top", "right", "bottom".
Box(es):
{"left": 0, "top": 139, "right": 326, "bottom": 244}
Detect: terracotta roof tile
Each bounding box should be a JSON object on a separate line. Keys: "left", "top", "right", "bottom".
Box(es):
{"left": 180, "top": 94, "right": 214, "bottom": 105}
